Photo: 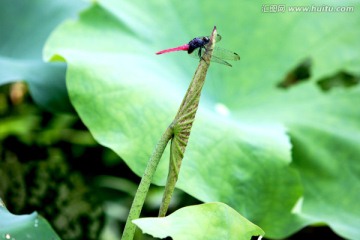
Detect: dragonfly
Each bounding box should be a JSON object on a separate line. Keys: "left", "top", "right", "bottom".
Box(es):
{"left": 156, "top": 35, "right": 240, "bottom": 67}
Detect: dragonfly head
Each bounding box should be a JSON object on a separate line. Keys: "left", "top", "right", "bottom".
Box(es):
{"left": 202, "top": 37, "right": 210, "bottom": 43}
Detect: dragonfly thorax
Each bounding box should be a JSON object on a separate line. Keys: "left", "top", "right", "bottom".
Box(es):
{"left": 187, "top": 37, "right": 210, "bottom": 54}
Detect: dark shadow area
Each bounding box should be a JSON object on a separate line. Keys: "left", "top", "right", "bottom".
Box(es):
{"left": 317, "top": 71, "right": 360, "bottom": 92}
{"left": 277, "top": 58, "right": 312, "bottom": 89}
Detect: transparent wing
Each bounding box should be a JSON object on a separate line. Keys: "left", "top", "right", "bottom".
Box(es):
{"left": 208, "top": 55, "right": 232, "bottom": 67}
{"left": 189, "top": 47, "right": 233, "bottom": 67}
{"left": 212, "top": 46, "right": 240, "bottom": 61}
{"left": 215, "top": 34, "right": 222, "bottom": 43}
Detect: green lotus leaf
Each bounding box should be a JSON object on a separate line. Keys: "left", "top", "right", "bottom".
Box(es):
{"left": 44, "top": 0, "right": 360, "bottom": 238}
{"left": 133, "top": 202, "right": 265, "bottom": 240}
{"left": 0, "top": 204, "right": 60, "bottom": 240}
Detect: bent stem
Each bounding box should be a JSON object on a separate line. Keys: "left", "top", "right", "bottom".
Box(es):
{"left": 121, "top": 127, "right": 173, "bottom": 240}
{"left": 121, "top": 26, "right": 218, "bottom": 240}
{"left": 158, "top": 26, "right": 218, "bottom": 217}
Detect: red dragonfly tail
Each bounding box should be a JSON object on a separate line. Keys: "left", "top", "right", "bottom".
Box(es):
{"left": 156, "top": 44, "right": 189, "bottom": 55}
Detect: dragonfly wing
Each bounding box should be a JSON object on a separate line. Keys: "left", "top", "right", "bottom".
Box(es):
{"left": 209, "top": 55, "right": 232, "bottom": 67}
{"left": 212, "top": 46, "right": 240, "bottom": 61}
{"left": 189, "top": 48, "right": 232, "bottom": 67}
{"left": 215, "top": 34, "right": 222, "bottom": 43}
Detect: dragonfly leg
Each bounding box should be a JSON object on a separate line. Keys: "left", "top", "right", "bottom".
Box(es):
{"left": 197, "top": 48, "right": 202, "bottom": 59}
{"left": 198, "top": 47, "right": 209, "bottom": 65}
